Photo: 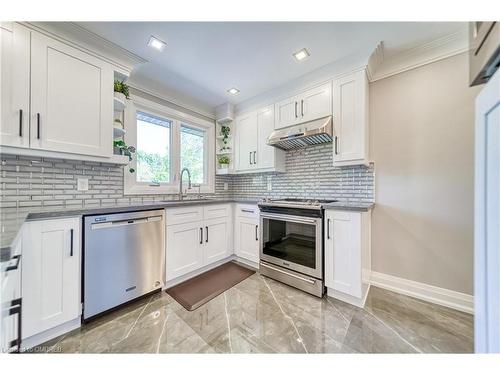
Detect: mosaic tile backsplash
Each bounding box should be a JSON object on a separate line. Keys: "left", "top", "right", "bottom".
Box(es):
{"left": 0, "top": 144, "right": 374, "bottom": 208}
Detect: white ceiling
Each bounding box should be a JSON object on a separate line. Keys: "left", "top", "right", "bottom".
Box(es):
{"left": 79, "top": 22, "right": 466, "bottom": 112}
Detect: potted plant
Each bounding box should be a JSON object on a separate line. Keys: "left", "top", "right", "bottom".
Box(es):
{"left": 113, "top": 140, "right": 136, "bottom": 173}
{"left": 220, "top": 125, "right": 230, "bottom": 151}
{"left": 114, "top": 80, "right": 130, "bottom": 101}
{"left": 218, "top": 154, "right": 230, "bottom": 168}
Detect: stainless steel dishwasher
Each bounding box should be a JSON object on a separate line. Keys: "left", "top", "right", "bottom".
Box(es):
{"left": 83, "top": 209, "right": 165, "bottom": 320}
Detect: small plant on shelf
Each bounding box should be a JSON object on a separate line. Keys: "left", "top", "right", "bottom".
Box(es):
{"left": 220, "top": 125, "right": 231, "bottom": 151}
{"left": 113, "top": 140, "right": 136, "bottom": 173}
{"left": 218, "top": 154, "right": 230, "bottom": 168}
{"left": 114, "top": 80, "right": 130, "bottom": 100}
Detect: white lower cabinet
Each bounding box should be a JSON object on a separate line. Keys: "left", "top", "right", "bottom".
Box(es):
{"left": 234, "top": 204, "right": 260, "bottom": 264}
{"left": 166, "top": 220, "right": 204, "bottom": 281}
{"left": 21, "top": 217, "right": 81, "bottom": 341}
{"left": 204, "top": 218, "right": 231, "bottom": 264}
{"left": 166, "top": 204, "right": 232, "bottom": 282}
{"left": 324, "top": 209, "right": 371, "bottom": 307}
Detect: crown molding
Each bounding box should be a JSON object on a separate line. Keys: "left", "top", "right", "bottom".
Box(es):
{"left": 369, "top": 29, "right": 469, "bottom": 82}
{"left": 23, "top": 22, "right": 147, "bottom": 75}
{"left": 129, "top": 82, "right": 216, "bottom": 121}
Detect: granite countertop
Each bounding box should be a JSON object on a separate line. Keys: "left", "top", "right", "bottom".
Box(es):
{"left": 0, "top": 198, "right": 260, "bottom": 259}
{"left": 0, "top": 197, "right": 374, "bottom": 261}
{"left": 322, "top": 201, "right": 374, "bottom": 212}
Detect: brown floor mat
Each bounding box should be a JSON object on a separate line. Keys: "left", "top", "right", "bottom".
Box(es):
{"left": 166, "top": 262, "right": 255, "bottom": 311}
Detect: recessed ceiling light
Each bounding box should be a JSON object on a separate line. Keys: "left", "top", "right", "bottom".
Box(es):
{"left": 227, "top": 88, "right": 240, "bottom": 95}
{"left": 293, "top": 48, "right": 310, "bottom": 62}
{"left": 147, "top": 36, "right": 166, "bottom": 51}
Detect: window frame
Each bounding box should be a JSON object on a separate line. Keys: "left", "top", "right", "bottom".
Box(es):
{"left": 124, "top": 94, "right": 215, "bottom": 195}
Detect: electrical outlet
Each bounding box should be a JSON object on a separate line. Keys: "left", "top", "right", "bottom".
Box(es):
{"left": 77, "top": 178, "right": 89, "bottom": 191}
{"left": 267, "top": 175, "right": 272, "bottom": 191}
{"left": 223, "top": 182, "right": 228, "bottom": 191}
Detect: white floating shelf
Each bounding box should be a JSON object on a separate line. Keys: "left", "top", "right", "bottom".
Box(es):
{"left": 216, "top": 151, "right": 232, "bottom": 155}
{"left": 216, "top": 167, "right": 231, "bottom": 175}
{"left": 113, "top": 126, "right": 126, "bottom": 139}
{"left": 108, "top": 154, "right": 130, "bottom": 165}
{"left": 113, "top": 97, "right": 126, "bottom": 111}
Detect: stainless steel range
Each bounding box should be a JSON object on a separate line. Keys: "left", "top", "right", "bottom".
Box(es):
{"left": 258, "top": 198, "right": 336, "bottom": 297}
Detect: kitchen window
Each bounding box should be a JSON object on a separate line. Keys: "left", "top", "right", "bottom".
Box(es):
{"left": 124, "top": 95, "right": 215, "bottom": 195}
{"left": 180, "top": 124, "right": 206, "bottom": 185}
{"left": 136, "top": 111, "right": 172, "bottom": 184}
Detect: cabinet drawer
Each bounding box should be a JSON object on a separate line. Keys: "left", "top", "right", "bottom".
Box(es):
{"left": 165, "top": 205, "right": 203, "bottom": 225}
{"left": 235, "top": 204, "right": 259, "bottom": 218}
{"left": 203, "top": 204, "right": 231, "bottom": 220}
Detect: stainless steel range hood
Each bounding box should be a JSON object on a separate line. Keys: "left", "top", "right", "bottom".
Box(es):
{"left": 267, "top": 116, "right": 333, "bottom": 150}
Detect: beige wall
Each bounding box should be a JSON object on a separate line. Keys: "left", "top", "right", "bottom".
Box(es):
{"left": 370, "top": 52, "right": 481, "bottom": 295}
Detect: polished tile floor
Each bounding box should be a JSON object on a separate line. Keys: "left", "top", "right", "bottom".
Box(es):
{"left": 39, "top": 272, "right": 473, "bottom": 353}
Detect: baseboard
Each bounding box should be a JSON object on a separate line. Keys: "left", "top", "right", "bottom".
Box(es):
{"left": 21, "top": 317, "right": 81, "bottom": 351}
{"left": 370, "top": 271, "right": 474, "bottom": 314}
{"left": 327, "top": 284, "right": 370, "bottom": 308}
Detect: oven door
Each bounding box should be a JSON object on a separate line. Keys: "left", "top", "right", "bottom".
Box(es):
{"left": 260, "top": 212, "right": 322, "bottom": 279}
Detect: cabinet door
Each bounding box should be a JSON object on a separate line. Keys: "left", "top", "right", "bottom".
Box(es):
{"left": 256, "top": 106, "right": 276, "bottom": 169}
{"left": 166, "top": 221, "right": 204, "bottom": 281}
{"left": 30, "top": 31, "right": 113, "bottom": 157}
{"left": 324, "top": 210, "right": 362, "bottom": 298}
{"left": 299, "top": 82, "right": 332, "bottom": 123}
{"left": 22, "top": 218, "right": 81, "bottom": 338}
{"left": 274, "top": 94, "right": 300, "bottom": 129}
{"left": 234, "top": 217, "right": 259, "bottom": 263}
{"left": 0, "top": 23, "right": 30, "bottom": 148}
{"left": 236, "top": 112, "right": 258, "bottom": 171}
{"left": 204, "top": 217, "right": 231, "bottom": 265}
{"left": 333, "top": 70, "right": 368, "bottom": 165}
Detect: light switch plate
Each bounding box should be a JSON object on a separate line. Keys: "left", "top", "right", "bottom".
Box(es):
{"left": 267, "top": 175, "right": 272, "bottom": 191}
{"left": 77, "top": 178, "right": 89, "bottom": 191}
{"left": 223, "top": 182, "right": 228, "bottom": 191}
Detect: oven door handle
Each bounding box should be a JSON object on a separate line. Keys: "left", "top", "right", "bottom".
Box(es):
{"left": 260, "top": 262, "right": 316, "bottom": 284}
{"left": 260, "top": 213, "right": 318, "bottom": 225}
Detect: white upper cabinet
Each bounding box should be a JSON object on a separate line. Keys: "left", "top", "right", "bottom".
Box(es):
{"left": 274, "top": 82, "right": 332, "bottom": 129}
{"left": 0, "top": 23, "right": 30, "bottom": 148}
{"left": 30, "top": 31, "right": 113, "bottom": 157}
{"left": 235, "top": 106, "right": 285, "bottom": 173}
{"left": 274, "top": 94, "right": 301, "bottom": 129}
{"left": 332, "top": 69, "right": 369, "bottom": 166}
{"left": 299, "top": 82, "right": 332, "bottom": 123}
{"left": 236, "top": 112, "right": 257, "bottom": 171}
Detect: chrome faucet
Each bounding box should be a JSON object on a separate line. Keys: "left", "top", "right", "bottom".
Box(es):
{"left": 179, "top": 167, "right": 192, "bottom": 200}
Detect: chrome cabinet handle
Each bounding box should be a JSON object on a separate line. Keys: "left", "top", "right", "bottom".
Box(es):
{"left": 294, "top": 101, "right": 298, "bottom": 118}
{"left": 327, "top": 219, "right": 331, "bottom": 239}
{"left": 70, "top": 229, "right": 74, "bottom": 256}
{"left": 241, "top": 209, "right": 254, "bottom": 213}
{"left": 249, "top": 152, "right": 252, "bottom": 165}
{"left": 301, "top": 99, "right": 304, "bottom": 117}
{"left": 253, "top": 151, "right": 256, "bottom": 165}
{"left": 334, "top": 136, "right": 338, "bottom": 155}
{"left": 200, "top": 227, "right": 203, "bottom": 244}
{"left": 37, "top": 113, "right": 41, "bottom": 139}
{"left": 19, "top": 109, "right": 23, "bottom": 137}
{"left": 255, "top": 225, "right": 258, "bottom": 241}
{"left": 205, "top": 226, "right": 208, "bottom": 243}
